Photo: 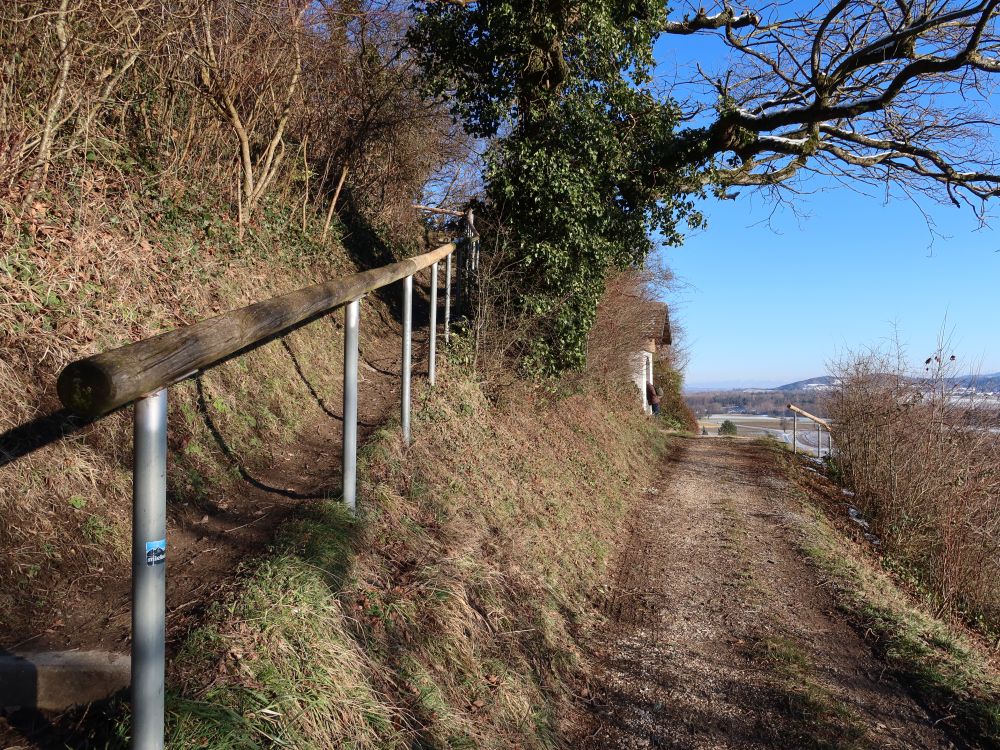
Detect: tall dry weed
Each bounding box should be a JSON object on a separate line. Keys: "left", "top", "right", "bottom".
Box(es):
{"left": 827, "top": 347, "right": 1000, "bottom": 630}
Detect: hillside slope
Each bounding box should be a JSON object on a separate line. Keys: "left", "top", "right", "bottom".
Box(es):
{"left": 3, "top": 360, "right": 669, "bottom": 747}
{"left": 0, "top": 179, "right": 422, "bottom": 649}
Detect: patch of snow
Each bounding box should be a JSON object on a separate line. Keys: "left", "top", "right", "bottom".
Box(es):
{"left": 847, "top": 506, "right": 870, "bottom": 531}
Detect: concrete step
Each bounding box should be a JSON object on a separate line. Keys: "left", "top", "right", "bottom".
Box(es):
{"left": 0, "top": 650, "right": 129, "bottom": 710}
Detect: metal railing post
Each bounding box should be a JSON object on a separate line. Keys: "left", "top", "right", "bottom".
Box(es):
{"left": 460, "top": 207, "right": 475, "bottom": 318}
{"left": 429, "top": 262, "right": 438, "bottom": 386}
{"left": 444, "top": 252, "right": 452, "bottom": 344}
{"left": 792, "top": 412, "right": 797, "bottom": 455}
{"left": 817, "top": 422, "right": 821, "bottom": 457}
{"left": 342, "top": 299, "right": 360, "bottom": 512}
{"left": 132, "top": 388, "right": 168, "bottom": 750}
{"left": 401, "top": 275, "right": 412, "bottom": 446}
{"left": 454, "top": 244, "right": 462, "bottom": 319}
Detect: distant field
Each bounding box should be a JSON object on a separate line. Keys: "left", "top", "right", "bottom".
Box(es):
{"left": 685, "top": 387, "right": 829, "bottom": 420}
{"left": 699, "top": 415, "right": 831, "bottom": 456}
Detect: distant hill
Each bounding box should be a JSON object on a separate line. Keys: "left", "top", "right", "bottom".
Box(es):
{"left": 946, "top": 372, "right": 1000, "bottom": 391}
{"left": 773, "top": 373, "right": 1000, "bottom": 393}
{"left": 774, "top": 376, "right": 839, "bottom": 391}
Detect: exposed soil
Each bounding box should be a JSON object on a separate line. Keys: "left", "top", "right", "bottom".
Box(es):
{"left": 567, "top": 437, "right": 956, "bottom": 750}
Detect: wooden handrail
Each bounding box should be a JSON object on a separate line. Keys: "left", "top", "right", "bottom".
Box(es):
{"left": 787, "top": 403, "right": 832, "bottom": 430}
{"left": 58, "top": 242, "right": 457, "bottom": 418}
{"left": 413, "top": 203, "right": 465, "bottom": 217}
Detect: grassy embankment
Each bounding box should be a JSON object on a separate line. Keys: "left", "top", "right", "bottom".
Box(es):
{"left": 2, "top": 167, "right": 670, "bottom": 748}
{"left": 157, "top": 376, "right": 666, "bottom": 749}
{"left": 768, "top": 441, "right": 1000, "bottom": 749}
{"left": 1, "top": 173, "right": 375, "bottom": 636}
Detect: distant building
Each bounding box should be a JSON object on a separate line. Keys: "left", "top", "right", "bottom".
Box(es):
{"left": 633, "top": 304, "right": 672, "bottom": 414}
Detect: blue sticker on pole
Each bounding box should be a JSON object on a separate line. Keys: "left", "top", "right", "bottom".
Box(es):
{"left": 145, "top": 539, "right": 166, "bottom": 567}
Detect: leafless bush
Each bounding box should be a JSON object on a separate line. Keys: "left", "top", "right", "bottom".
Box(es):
{"left": 584, "top": 262, "right": 679, "bottom": 383}
{"left": 0, "top": 0, "right": 464, "bottom": 232}
{"left": 458, "top": 220, "right": 684, "bottom": 397}
{"left": 455, "top": 221, "right": 546, "bottom": 392}
{"left": 827, "top": 346, "right": 1000, "bottom": 629}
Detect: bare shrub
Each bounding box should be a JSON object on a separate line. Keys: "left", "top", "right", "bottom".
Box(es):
{"left": 460, "top": 232, "right": 687, "bottom": 403}
{"left": 827, "top": 346, "right": 1000, "bottom": 630}
{"left": 0, "top": 1, "right": 464, "bottom": 233}
{"left": 452, "top": 220, "right": 548, "bottom": 393}
{"left": 585, "top": 257, "right": 686, "bottom": 378}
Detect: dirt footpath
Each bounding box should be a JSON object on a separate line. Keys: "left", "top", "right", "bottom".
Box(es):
{"left": 568, "top": 437, "right": 954, "bottom": 750}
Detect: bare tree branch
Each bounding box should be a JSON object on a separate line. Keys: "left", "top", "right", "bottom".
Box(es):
{"left": 667, "top": 0, "right": 1000, "bottom": 211}
{"left": 663, "top": 5, "right": 761, "bottom": 35}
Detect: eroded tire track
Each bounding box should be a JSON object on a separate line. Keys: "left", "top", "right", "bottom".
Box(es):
{"left": 572, "top": 438, "right": 954, "bottom": 750}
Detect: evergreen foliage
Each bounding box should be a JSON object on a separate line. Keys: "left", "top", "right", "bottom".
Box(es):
{"left": 410, "top": 1, "right": 704, "bottom": 373}
{"left": 719, "top": 420, "right": 739, "bottom": 436}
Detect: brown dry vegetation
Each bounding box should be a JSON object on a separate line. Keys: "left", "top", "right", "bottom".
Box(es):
{"left": 584, "top": 269, "right": 671, "bottom": 385}
{"left": 584, "top": 267, "right": 697, "bottom": 431}
{"left": 0, "top": 1, "right": 465, "bottom": 233}
{"left": 826, "top": 351, "right": 1000, "bottom": 635}
{"left": 150, "top": 376, "right": 664, "bottom": 748}
{"left": 0, "top": 0, "right": 468, "bottom": 658}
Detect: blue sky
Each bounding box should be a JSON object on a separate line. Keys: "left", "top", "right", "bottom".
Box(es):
{"left": 657, "top": 190, "right": 999, "bottom": 389}
{"left": 650, "top": 23, "right": 1000, "bottom": 390}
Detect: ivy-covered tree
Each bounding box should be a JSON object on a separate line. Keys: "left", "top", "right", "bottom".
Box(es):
{"left": 412, "top": 0, "right": 706, "bottom": 372}
{"left": 411, "top": 0, "right": 1000, "bottom": 372}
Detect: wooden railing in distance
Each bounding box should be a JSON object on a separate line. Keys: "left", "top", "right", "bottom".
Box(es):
{"left": 786, "top": 403, "right": 832, "bottom": 430}
{"left": 412, "top": 203, "right": 464, "bottom": 217}
{"left": 787, "top": 402, "right": 832, "bottom": 457}
{"left": 58, "top": 242, "right": 456, "bottom": 418}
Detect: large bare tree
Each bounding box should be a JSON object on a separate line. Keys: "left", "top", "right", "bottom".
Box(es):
{"left": 662, "top": 0, "right": 1000, "bottom": 212}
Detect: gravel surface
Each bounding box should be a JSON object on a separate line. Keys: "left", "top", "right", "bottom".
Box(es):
{"left": 567, "top": 437, "right": 954, "bottom": 750}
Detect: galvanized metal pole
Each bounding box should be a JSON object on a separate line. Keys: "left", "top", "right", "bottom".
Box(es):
{"left": 649, "top": 356, "right": 654, "bottom": 415}
{"left": 132, "top": 389, "right": 168, "bottom": 750}
{"left": 401, "top": 275, "right": 412, "bottom": 446}
{"left": 454, "top": 245, "right": 462, "bottom": 319}
{"left": 817, "top": 422, "right": 821, "bottom": 457}
{"left": 444, "top": 252, "right": 452, "bottom": 344}
{"left": 342, "top": 299, "right": 359, "bottom": 512}
{"left": 429, "top": 262, "right": 438, "bottom": 386}
{"left": 792, "top": 412, "right": 797, "bottom": 455}
{"left": 461, "top": 207, "right": 475, "bottom": 318}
